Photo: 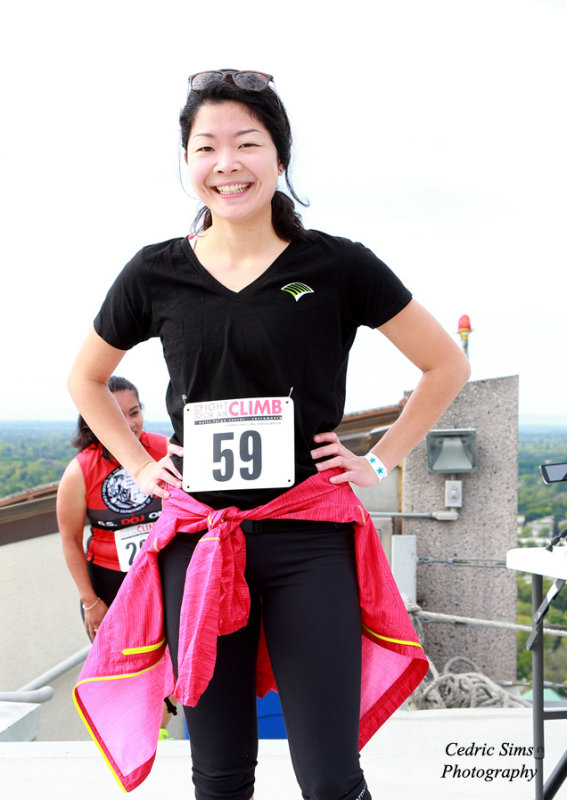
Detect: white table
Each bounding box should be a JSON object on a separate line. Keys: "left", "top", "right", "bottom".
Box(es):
{"left": 507, "top": 547, "right": 567, "bottom": 582}
{"left": 507, "top": 547, "right": 567, "bottom": 799}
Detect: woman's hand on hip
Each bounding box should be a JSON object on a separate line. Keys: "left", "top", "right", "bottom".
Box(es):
{"left": 133, "top": 447, "right": 183, "bottom": 499}
{"left": 311, "top": 432, "right": 379, "bottom": 487}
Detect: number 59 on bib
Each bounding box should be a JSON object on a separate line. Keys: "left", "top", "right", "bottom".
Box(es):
{"left": 182, "top": 396, "right": 295, "bottom": 493}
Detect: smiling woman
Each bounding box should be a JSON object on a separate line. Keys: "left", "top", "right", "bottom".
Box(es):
{"left": 68, "top": 67, "right": 469, "bottom": 800}
{"left": 180, "top": 73, "right": 307, "bottom": 245}
{"left": 185, "top": 101, "right": 285, "bottom": 275}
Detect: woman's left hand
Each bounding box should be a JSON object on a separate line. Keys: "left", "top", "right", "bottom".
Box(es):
{"left": 311, "top": 432, "right": 380, "bottom": 487}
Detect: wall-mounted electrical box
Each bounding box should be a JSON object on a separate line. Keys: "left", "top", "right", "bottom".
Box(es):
{"left": 445, "top": 480, "right": 463, "bottom": 508}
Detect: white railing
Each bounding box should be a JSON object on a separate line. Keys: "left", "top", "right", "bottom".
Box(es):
{"left": 0, "top": 645, "right": 90, "bottom": 704}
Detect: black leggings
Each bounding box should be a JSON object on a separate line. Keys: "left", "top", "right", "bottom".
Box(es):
{"left": 80, "top": 561, "right": 126, "bottom": 635}
{"left": 158, "top": 522, "right": 371, "bottom": 800}
{"left": 87, "top": 560, "right": 126, "bottom": 606}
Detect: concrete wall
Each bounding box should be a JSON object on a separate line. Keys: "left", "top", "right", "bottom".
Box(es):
{"left": 402, "top": 375, "right": 519, "bottom": 681}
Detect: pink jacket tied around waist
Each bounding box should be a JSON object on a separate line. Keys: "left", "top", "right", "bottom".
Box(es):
{"left": 73, "top": 470, "right": 428, "bottom": 792}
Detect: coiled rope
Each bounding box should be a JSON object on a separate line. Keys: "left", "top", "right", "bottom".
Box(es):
{"left": 405, "top": 603, "right": 555, "bottom": 710}
{"left": 408, "top": 655, "right": 532, "bottom": 710}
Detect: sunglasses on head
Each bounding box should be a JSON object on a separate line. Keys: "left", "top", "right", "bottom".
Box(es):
{"left": 188, "top": 70, "right": 274, "bottom": 93}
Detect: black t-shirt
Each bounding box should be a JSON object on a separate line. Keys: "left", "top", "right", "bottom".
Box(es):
{"left": 94, "top": 229, "right": 412, "bottom": 509}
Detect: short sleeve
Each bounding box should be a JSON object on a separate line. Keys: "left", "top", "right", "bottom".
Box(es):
{"left": 340, "top": 239, "right": 412, "bottom": 329}
{"left": 93, "top": 249, "right": 154, "bottom": 350}
{"left": 141, "top": 431, "right": 169, "bottom": 460}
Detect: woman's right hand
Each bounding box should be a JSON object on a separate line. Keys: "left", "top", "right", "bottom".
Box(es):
{"left": 84, "top": 598, "right": 109, "bottom": 640}
{"left": 133, "top": 444, "right": 184, "bottom": 499}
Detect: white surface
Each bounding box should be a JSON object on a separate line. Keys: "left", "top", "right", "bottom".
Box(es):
{"left": 2, "top": 709, "right": 566, "bottom": 800}
{"left": 391, "top": 535, "right": 417, "bottom": 603}
{"left": 0, "top": 702, "right": 40, "bottom": 742}
{"left": 506, "top": 547, "right": 567, "bottom": 580}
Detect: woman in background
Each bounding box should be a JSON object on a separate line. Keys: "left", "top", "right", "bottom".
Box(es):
{"left": 57, "top": 375, "right": 176, "bottom": 737}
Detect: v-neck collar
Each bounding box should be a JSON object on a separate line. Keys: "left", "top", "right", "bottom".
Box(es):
{"left": 180, "top": 235, "right": 298, "bottom": 297}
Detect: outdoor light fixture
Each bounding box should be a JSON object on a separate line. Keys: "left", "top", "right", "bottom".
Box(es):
{"left": 426, "top": 429, "right": 477, "bottom": 474}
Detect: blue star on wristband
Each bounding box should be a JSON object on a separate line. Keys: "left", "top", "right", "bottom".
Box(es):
{"left": 364, "top": 452, "right": 388, "bottom": 481}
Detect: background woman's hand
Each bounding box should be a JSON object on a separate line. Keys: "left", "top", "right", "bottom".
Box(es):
{"left": 311, "top": 432, "right": 380, "bottom": 487}
{"left": 84, "top": 598, "right": 108, "bottom": 640}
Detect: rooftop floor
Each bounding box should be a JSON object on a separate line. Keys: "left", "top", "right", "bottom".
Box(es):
{"left": 3, "top": 708, "right": 567, "bottom": 799}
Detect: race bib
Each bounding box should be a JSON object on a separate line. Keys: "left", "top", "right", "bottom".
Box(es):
{"left": 183, "top": 396, "right": 295, "bottom": 493}
{"left": 114, "top": 523, "right": 154, "bottom": 572}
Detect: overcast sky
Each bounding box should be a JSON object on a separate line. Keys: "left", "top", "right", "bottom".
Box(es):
{"left": 1, "top": 0, "right": 566, "bottom": 424}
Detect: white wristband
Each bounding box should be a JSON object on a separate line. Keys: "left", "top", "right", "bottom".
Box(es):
{"left": 364, "top": 452, "right": 388, "bottom": 482}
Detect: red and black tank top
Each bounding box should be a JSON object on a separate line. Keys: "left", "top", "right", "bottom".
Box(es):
{"left": 76, "top": 431, "right": 168, "bottom": 570}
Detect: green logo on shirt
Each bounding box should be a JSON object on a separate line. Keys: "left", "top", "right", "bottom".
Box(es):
{"left": 281, "top": 282, "right": 314, "bottom": 302}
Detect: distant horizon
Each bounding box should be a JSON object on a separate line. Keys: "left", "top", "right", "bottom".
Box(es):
{"left": 1, "top": 415, "right": 567, "bottom": 429}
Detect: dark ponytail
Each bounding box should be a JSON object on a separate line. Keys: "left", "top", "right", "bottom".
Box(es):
{"left": 271, "top": 190, "right": 306, "bottom": 241}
